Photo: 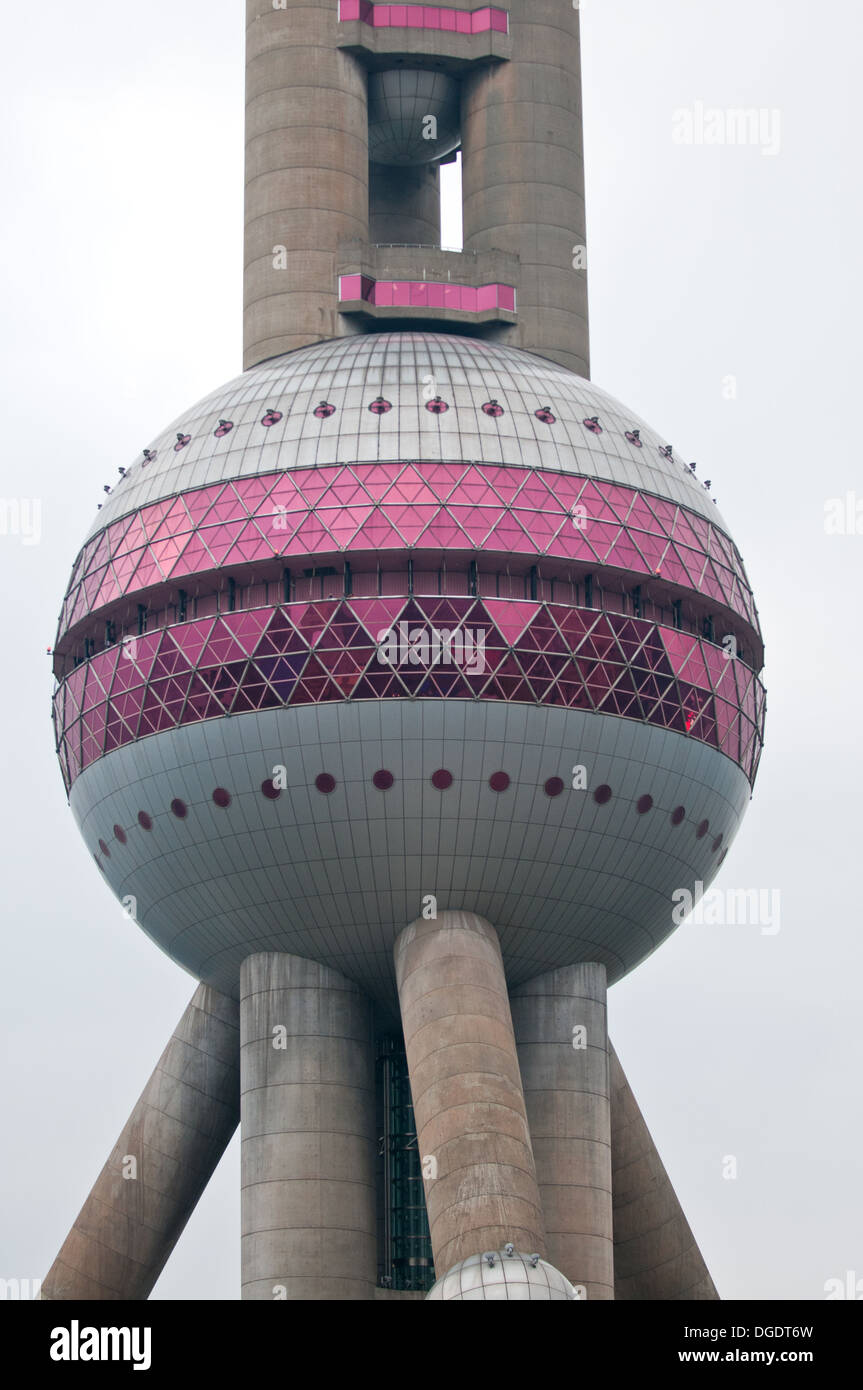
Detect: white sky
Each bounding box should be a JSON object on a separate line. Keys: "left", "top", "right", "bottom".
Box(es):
{"left": 1, "top": 0, "right": 861, "bottom": 1300}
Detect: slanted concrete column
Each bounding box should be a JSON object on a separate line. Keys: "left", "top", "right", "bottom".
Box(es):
{"left": 510, "top": 964, "right": 614, "bottom": 1299}
{"left": 610, "top": 1044, "right": 719, "bottom": 1300}
{"left": 240, "top": 953, "right": 377, "bottom": 1300}
{"left": 42, "top": 984, "right": 240, "bottom": 1301}
{"left": 394, "top": 911, "right": 545, "bottom": 1274}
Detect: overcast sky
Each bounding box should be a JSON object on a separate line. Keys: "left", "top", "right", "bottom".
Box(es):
{"left": 1, "top": 0, "right": 861, "bottom": 1300}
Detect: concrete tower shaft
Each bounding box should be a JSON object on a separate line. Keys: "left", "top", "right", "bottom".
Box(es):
{"left": 511, "top": 965, "right": 615, "bottom": 1300}
{"left": 240, "top": 954, "right": 378, "bottom": 1301}
{"left": 244, "top": 0, "right": 369, "bottom": 367}
{"left": 461, "top": 1, "right": 589, "bottom": 374}
{"left": 243, "top": 2, "right": 589, "bottom": 373}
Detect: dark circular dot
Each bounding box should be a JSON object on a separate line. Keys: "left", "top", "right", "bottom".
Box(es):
{"left": 113, "top": 824, "right": 127, "bottom": 845}
{"left": 718, "top": 848, "right": 728, "bottom": 866}
{"left": 98, "top": 838, "right": 110, "bottom": 857}
{"left": 170, "top": 798, "right": 188, "bottom": 819}
{"left": 261, "top": 779, "right": 281, "bottom": 800}
{"left": 712, "top": 833, "right": 724, "bottom": 852}
{"left": 431, "top": 769, "right": 453, "bottom": 790}
{"left": 696, "top": 819, "right": 710, "bottom": 839}
{"left": 315, "top": 773, "right": 336, "bottom": 794}
{"left": 212, "top": 788, "right": 231, "bottom": 809}
{"left": 670, "top": 806, "right": 686, "bottom": 826}
{"left": 373, "top": 770, "right": 394, "bottom": 790}
{"left": 137, "top": 811, "right": 153, "bottom": 831}
{"left": 593, "top": 784, "right": 613, "bottom": 805}
{"left": 489, "top": 771, "right": 510, "bottom": 792}
{"left": 425, "top": 397, "right": 449, "bottom": 414}
{"left": 636, "top": 794, "right": 653, "bottom": 814}
{"left": 544, "top": 776, "right": 565, "bottom": 797}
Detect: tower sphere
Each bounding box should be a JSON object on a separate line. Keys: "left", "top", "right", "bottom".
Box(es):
{"left": 426, "top": 1249, "right": 580, "bottom": 1301}
{"left": 54, "top": 332, "right": 764, "bottom": 1012}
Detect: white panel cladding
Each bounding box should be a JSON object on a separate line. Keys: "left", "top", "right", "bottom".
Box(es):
{"left": 87, "top": 331, "right": 726, "bottom": 542}
{"left": 71, "top": 699, "right": 749, "bottom": 1009}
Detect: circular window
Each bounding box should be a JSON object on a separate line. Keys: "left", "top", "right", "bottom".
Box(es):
{"left": 113, "top": 824, "right": 127, "bottom": 845}
{"left": 431, "top": 769, "right": 453, "bottom": 790}
{"left": 670, "top": 806, "right": 686, "bottom": 826}
{"left": 261, "top": 779, "right": 281, "bottom": 801}
{"left": 315, "top": 773, "right": 336, "bottom": 794}
{"left": 712, "top": 833, "right": 724, "bottom": 852}
{"left": 489, "top": 772, "right": 510, "bottom": 792}
{"left": 696, "top": 819, "right": 710, "bottom": 839}
{"left": 137, "top": 811, "right": 153, "bottom": 831}
{"left": 373, "top": 770, "right": 394, "bottom": 790}
{"left": 98, "top": 839, "right": 110, "bottom": 857}
{"left": 170, "top": 799, "right": 188, "bottom": 819}
{"left": 593, "top": 784, "right": 612, "bottom": 805}
{"left": 212, "top": 788, "right": 231, "bottom": 809}
{"left": 544, "top": 777, "right": 565, "bottom": 797}
{"left": 636, "top": 794, "right": 653, "bottom": 814}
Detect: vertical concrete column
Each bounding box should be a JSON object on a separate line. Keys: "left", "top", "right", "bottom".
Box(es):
{"left": 369, "top": 163, "right": 441, "bottom": 247}
{"left": 41, "top": 985, "right": 240, "bottom": 1301}
{"left": 244, "top": 0, "right": 369, "bottom": 368}
{"left": 394, "top": 912, "right": 545, "bottom": 1274}
{"left": 610, "top": 1044, "right": 719, "bottom": 1300}
{"left": 240, "top": 953, "right": 377, "bottom": 1301}
{"left": 510, "top": 965, "right": 614, "bottom": 1300}
{"left": 461, "top": 0, "right": 589, "bottom": 375}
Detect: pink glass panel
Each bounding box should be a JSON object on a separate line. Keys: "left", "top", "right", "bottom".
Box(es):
{"left": 339, "top": 274, "right": 363, "bottom": 301}
{"left": 60, "top": 464, "right": 758, "bottom": 655}
{"left": 59, "top": 593, "right": 763, "bottom": 786}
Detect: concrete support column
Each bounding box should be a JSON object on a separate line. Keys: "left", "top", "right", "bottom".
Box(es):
{"left": 240, "top": 953, "right": 377, "bottom": 1301}
{"left": 394, "top": 911, "right": 545, "bottom": 1274}
{"left": 369, "top": 162, "right": 441, "bottom": 247}
{"left": 461, "top": 0, "right": 589, "bottom": 374}
{"left": 244, "top": 0, "right": 369, "bottom": 367}
{"left": 610, "top": 1044, "right": 719, "bottom": 1300}
{"left": 42, "top": 985, "right": 240, "bottom": 1301}
{"left": 510, "top": 964, "right": 614, "bottom": 1300}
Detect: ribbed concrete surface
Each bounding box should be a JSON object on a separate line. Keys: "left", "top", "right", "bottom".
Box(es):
{"left": 244, "top": 0, "right": 369, "bottom": 367}
{"left": 394, "top": 912, "right": 546, "bottom": 1274}
{"left": 462, "top": 0, "right": 590, "bottom": 374}
{"left": 511, "top": 964, "right": 614, "bottom": 1299}
{"left": 41, "top": 985, "right": 240, "bottom": 1300}
{"left": 240, "top": 953, "right": 377, "bottom": 1300}
{"left": 610, "top": 1044, "right": 719, "bottom": 1300}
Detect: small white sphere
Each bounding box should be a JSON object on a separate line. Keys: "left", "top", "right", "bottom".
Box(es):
{"left": 425, "top": 1248, "right": 581, "bottom": 1301}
